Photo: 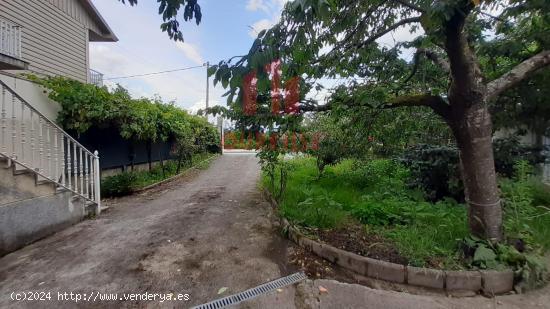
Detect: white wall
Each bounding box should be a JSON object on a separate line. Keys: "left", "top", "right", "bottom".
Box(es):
{"left": 0, "top": 72, "right": 65, "bottom": 181}
{"left": 0, "top": 72, "right": 61, "bottom": 121}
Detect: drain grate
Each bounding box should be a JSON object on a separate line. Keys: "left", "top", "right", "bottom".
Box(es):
{"left": 191, "top": 272, "right": 307, "bottom": 309}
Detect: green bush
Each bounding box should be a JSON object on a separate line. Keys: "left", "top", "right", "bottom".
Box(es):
{"left": 493, "top": 136, "right": 546, "bottom": 178}
{"left": 461, "top": 236, "right": 548, "bottom": 290}
{"left": 349, "top": 159, "right": 410, "bottom": 192}
{"left": 292, "top": 191, "right": 349, "bottom": 228}
{"left": 398, "top": 140, "right": 547, "bottom": 201}
{"left": 500, "top": 161, "right": 550, "bottom": 250}
{"left": 29, "top": 75, "right": 219, "bottom": 154}
{"left": 398, "top": 144, "right": 463, "bottom": 202}
{"left": 101, "top": 153, "right": 215, "bottom": 198}
{"left": 101, "top": 172, "right": 138, "bottom": 197}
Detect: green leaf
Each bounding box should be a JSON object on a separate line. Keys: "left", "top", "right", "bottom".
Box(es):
{"left": 474, "top": 246, "right": 497, "bottom": 263}
{"left": 207, "top": 65, "right": 218, "bottom": 77}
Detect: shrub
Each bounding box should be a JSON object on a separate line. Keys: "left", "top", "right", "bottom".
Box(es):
{"left": 30, "top": 75, "right": 219, "bottom": 156}
{"left": 351, "top": 195, "right": 417, "bottom": 226}
{"left": 101, "top": 153, "right": 215, "bottom": 197}
{"left": 500, "top": 161, "right": 550, "bottom": 250}
{"left": 398, "top": 144, "right": 463, "bottom": 202}
{"left": 291, "top": 192, "right": 349, "bottom": 228}
{"left": 350, "top": 159, "right": 410, "bottom": 193}
{"left": 461, "top": 236, "right": 548, "bottom": 290}
{"left": 529, "top": 178, "right": 550, "bottom": 207}
{"left": 493, "top": 135, "right": 546, "bottom": 178}
{"left": 101, "top": 172, "right": 138, "bottom": 197}
{"left": 398, "top": 139, "right": 547, "bottom": 201}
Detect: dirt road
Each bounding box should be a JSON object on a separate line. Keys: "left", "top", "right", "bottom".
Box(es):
{"left": 0, "top": 153, "right": 295, "bottom": 308}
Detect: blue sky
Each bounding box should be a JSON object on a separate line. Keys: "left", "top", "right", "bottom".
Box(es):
{"left": 90, "top": 0, "right": 289, "bottom": 113}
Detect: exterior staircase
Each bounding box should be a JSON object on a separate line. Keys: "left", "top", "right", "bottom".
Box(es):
{"left": 0, "top": 79, "right": 101, "bottom": 256}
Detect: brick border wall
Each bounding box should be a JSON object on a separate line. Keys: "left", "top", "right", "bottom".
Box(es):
{"left": 265, "top": 190, "right": 514, "bottom": 295}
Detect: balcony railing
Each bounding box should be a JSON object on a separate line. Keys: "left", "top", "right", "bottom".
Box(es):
{"left": 0, "top": 19, "right": 22, "bottom": 59}
{"left": 89, "top": 69, "right": 104, "bottom": 87}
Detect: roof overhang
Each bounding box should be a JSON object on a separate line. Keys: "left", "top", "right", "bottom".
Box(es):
{"left": 79, "top": 0, "right": 118, "bottom": 42}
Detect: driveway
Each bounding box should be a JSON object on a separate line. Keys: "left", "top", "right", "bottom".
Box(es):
{"left": 0, "top": 153, "right": 295, "bottom": 308}
{"left": 1, "top": 153, "right": 549, "bottom": 309}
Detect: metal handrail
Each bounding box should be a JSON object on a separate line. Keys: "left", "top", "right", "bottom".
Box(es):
{"left": 89, "top": 69, "right": 103, "bottom": 87}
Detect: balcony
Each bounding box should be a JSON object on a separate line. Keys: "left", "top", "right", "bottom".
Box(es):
{"left": 89, "top": 69, "right": 104, "bottom": 87}
{"left": 0, "top": 18, "right": 27, "bottom": 70}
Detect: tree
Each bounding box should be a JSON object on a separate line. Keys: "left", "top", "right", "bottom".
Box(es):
{"left": 205, "top": 0, "right": 550, "bottom": 242}
{"left": 118, "top": 0, "right": 202, "bottom": 41}
{"left": 479, "top": 12, "right": 550, "bottom": 145}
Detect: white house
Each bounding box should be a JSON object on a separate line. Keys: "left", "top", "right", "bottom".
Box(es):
{"left": 0, "top": 0, "right": 116, "bottom": 256}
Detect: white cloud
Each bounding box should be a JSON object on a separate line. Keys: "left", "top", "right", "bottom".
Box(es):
{"left": 246, "top": 0, "right": 270, "bottom": 14}
{"left": 175, "top": 42, "right": 204, "bottom": 65}
{"left": 247, "top": 0, "right": 289, "bottom": 38}
{"left": 89, "top": 44, "right": 224, "bottom": 112}
{"left": 249, "top": 19, "right": 275, "bottom": 37}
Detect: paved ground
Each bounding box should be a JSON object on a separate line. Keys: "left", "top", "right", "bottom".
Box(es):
{"left": 0, "top": 153, "right": 295, "bottom": 308}
{"left": 0, "top": 153, "right": 549, "bottom": 309}
{"left": 243, "top": 277, "right": 550, "bottom": 309}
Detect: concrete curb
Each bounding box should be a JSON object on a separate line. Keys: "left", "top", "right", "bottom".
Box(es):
{"left": 132, "top": 154, "right": 218, "bottom": 193}
{"left": 264, "top": 189, "right": 514, "bottom": 296}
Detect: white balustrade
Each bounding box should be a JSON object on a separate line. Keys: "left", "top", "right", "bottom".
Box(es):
{"left": 89, "top": 69, "right": 104, "bottom": 87}
{"left": 0, "top": 80, "right": 101, "bottom": 209}
{"left": 0, "top": 19, "right": 22, "bottom": 59}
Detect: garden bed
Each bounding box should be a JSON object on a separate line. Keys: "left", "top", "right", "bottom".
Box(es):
{"left": 298, "top": 223, "right": 409, "bottom": 266}
{"left": 263, "top": 156, "right": 550, "bottom": 290}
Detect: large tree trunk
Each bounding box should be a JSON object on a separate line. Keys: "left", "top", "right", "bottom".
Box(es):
{"left": 441, "top": 4, "right": 503, "bottom": 242}
{"left": 450, "top": 104, "right": 503, "bottom": 242}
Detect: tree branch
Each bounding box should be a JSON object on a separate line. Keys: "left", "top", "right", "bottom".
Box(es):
{"left": 355, "top": 17, "right": 421, "bottom": 50}
{"left": 391, "top": 0, "right": 425, "bottom": 13}
{"left": 384, "top": 94, "right": 451, "bottom": 119}
{"left": 300, "top": 93, "right": 451, "bottom": 119}
{"left": 419, "top": 48, "right": 451, "bottom": 73}
{"left": 404, "top": 48, "right": 451, "bottom": 84}
{"left": 486, "top": 50, "right": 550, "bottom": 101}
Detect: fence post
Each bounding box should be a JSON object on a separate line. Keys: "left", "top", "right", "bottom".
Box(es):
{"left": 94, "top": 150, "right": 101, "bottom": 214}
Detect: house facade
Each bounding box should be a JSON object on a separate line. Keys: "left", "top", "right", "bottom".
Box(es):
{"left": 0, "top": 0, "right": 116, "bottom": 256}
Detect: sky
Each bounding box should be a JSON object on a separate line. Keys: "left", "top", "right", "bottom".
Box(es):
{"left": 89, "top": 0, "right": 423, "bottom": 118}
{"left": 89, "top": 0, "right": 291, "bottom": 115}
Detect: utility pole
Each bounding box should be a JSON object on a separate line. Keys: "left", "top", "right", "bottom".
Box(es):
{"left": 205, "top": 61, "right": 210, "bottom": 119}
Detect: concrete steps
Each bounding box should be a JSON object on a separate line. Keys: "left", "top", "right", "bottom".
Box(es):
{"left": 0, "top": 154, "right": 95, "bottom": 256}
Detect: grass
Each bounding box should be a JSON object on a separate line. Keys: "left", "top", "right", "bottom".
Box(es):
{"left": 263, "top": 156, "right": 469, "bottom": 268}
{"left": 529, "top": 180, "right": 550, "bottom": 250}
{"left": 102, "top": 152, "right": 217, "bottom": 197}
{"left": 263, "top": 156, "right": 550, "bottom": 270}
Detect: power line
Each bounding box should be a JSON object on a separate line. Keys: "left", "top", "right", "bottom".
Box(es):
{"left": 103, "top": 64, "right": 206, "bottom": 81}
